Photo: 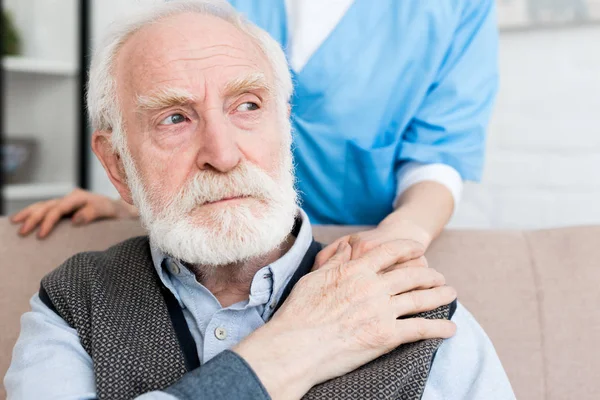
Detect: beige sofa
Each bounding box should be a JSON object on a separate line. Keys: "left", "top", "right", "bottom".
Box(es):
{"left": 1, "top": 218, "right": 599, "bottom": 400}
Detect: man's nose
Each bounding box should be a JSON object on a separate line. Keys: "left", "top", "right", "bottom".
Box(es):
{"left": 195, "top": 112, "right": 242, "bottom": 173}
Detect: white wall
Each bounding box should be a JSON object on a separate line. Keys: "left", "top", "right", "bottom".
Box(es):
{"left": 451, "top": 25, "right": 600, "bottom": 229}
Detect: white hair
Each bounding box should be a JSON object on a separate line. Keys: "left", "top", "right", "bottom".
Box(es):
{"left": 86, "top": 0, "right": 293, "bottom": 154}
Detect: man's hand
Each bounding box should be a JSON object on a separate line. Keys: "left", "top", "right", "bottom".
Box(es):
{"left": 10, "top": 189, "right": 137, "bottom": 239}
{"left": 234, "top": 240, "right": 457, "bottom": 400}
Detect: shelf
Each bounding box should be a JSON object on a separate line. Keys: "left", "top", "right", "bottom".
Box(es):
{"left": 3, "top": 56, "right": 78, "bottom": 76}
{"left": 3, "top": 182, "right": 75, "bottom": 201}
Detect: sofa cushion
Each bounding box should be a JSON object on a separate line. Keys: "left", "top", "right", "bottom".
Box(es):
{"left": 1, "top": 218, "right": 599, "bottom": 400}
{"left": 525, "top": 227, "right": 600, "bottom": 400}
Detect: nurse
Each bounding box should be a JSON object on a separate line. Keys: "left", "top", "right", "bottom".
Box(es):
{"left": 11, "top": 0, "right": 499, "bottom": 256}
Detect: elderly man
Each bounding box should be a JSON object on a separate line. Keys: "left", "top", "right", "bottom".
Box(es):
{"left": 5, "top": 1, "right": 513, "bottom": 399}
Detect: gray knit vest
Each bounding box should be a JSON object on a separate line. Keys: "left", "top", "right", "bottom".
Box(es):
{"left": 40, "top": 236, "right": 455, "bottom": 400}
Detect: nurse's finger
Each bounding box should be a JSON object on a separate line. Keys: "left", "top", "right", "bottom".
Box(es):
{"left": 18, "top": 201, "right": 58, "bottom": 236}
{"left": 11, "top": 201, "right": 50, "bottom": 223}
{"left": 348, "top": 234, "right": 381, "bottom": 259}
{"left": 318, "top": 242, "right": 352, "bottom": 271}
{"left": 38, "top": 197, "right": 88, "bottom": 238}
{"left": 314, "top": 237, "right": 348, "bottom": 270}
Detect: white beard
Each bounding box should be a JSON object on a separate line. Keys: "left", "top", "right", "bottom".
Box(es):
{"left": 120, "top": 138, "right": 298, "bottom": 268}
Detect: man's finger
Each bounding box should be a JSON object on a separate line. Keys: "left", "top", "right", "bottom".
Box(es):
{"left": 394, "top": 318, "right": 457, "bottom": 344}
{"left": 392, "top": 286, "right": 457, "bottom": 317}
{"left": 384, "top": 267, "right": 446, "bottom": 295}
{"left": 403, "top": 255, "right": 428, "bottom": 269}
{"left": 381, "top": 255, "right": 429, "bottom": 273}
{"left": 351, "top": 239, "right": 425, "bottom": 273}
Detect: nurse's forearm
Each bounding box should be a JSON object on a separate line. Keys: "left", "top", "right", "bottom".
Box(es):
{"left": 379, "top": 181, "right": 455, "bottom": 248}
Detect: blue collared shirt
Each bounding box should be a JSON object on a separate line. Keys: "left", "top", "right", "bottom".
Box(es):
{"left": 5, "top": 210, "right": 514, "bottom": 399}
{"left": 148, "top": 210, "right": 314, "bottom": 365}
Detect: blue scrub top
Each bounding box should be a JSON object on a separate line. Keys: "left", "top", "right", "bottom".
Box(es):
{"left": 228, "top": 0, "right": 499, "bottom": 225}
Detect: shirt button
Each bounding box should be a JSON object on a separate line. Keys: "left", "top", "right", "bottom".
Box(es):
{"left": 167, "top": 259, "right": 180, "bottom": 275}
{"left": 214, "top": 327, "right": 227, "bottom": 340}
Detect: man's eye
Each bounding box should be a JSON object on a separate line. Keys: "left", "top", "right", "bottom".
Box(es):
{"left": 236, "top": 102, "right": 259, "bottom": 112}
{"left": 159, "top": 114, "right": 186, "bottom": 125}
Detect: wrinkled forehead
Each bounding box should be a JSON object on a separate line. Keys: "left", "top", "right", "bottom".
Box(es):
{"left": 114, "top": 12, "right": 273, "bottom": 102}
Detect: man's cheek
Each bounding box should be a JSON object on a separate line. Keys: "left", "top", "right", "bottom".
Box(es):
{"left": 242, "top": 143, "right": 277, "bottom": 171}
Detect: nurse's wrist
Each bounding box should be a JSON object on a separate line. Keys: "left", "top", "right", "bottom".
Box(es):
{"left": 384, "top": 181, "right": 455, "bottom": 247}
{"left": 377, "top": 214, "right": 433, "bottom": 248}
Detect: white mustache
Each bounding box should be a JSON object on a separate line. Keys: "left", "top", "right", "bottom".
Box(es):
{"left": 163, "top": 161, "right": 283, "bottom": 216}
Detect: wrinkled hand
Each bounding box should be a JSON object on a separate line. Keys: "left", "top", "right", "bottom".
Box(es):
{"left": 315, "top": 219, "right": 432, "bottom": 269}
{"left": 10, "top": 189, "right": 135, "bottom": 238}
{"left": 234, "top": 240, "right": 456, "bottom": 399}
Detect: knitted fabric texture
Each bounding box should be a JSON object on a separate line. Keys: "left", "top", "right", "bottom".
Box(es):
{"left": 41, "top": 236, "right": 451, "bottom": 400}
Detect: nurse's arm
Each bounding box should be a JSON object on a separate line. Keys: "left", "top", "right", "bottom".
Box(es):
{"left": 313, "top": 180, "right": 453, "bottom": 267}
{"left": 315, "top": 0, "right": 498, "bottom": 265}
{"left": 389, "top": 0, "right": 499, "bottom": 243}
{"left": 389, "top": 0, "right": 500, "bottom": 245}
{"left": 379, "top": 179, "right": 455, "bottom": 248}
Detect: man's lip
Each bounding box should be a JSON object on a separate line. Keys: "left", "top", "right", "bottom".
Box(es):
{"left": 206, "top": 195, "right": 249, "bottom": 205}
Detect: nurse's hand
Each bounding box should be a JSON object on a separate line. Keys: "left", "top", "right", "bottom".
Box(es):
{"left": 10, "top": 189, "right": 138, "bottom": 239}
{"left": 314, "top": 219, "right": 431, "bottom": 269}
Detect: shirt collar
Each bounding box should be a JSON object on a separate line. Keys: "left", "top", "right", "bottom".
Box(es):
{"left": 258, "top": 208, "right": 313, "bottom": 319}
{"left": 149, "top": 209, "right": 314, "bottom": 317}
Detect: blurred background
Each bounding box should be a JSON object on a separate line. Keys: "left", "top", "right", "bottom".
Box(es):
{"left": 1, "top": 0, "right": 599, "bottom": 229}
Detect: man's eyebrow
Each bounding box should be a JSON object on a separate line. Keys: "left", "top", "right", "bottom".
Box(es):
{"left": 136, "top": 87, "right": 196, "bottom": 112}
{"left": 223, "top": 72, "right": 273, "bottom": 97}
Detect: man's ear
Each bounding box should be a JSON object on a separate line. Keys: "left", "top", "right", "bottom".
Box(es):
{"left": 91, "top": 130, "right": 134, "bottom": 205}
